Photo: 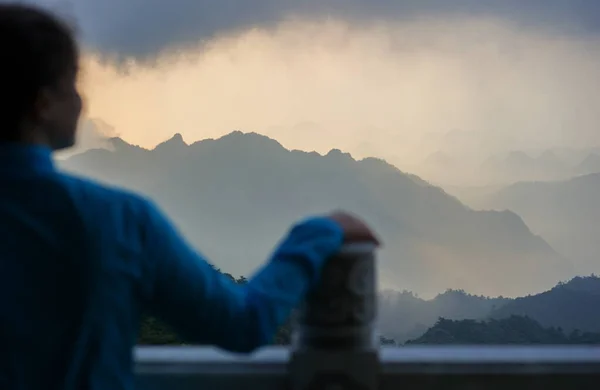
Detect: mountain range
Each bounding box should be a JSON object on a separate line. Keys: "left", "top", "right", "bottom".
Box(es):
{"left": 379, "top": 289, "right": 510, "bottom": 342}
{"left": 380, "top": 276, "right": 600, "bottom": 343}
{"left": 576, "top": 152, "right": 600, "bottom": 175}
{"left": 471, "top": 172, "right": 600, "bottom": 276}
{"left": 406, "top": 316, "right": 600, "bottom": 345}
{"left": 59, "top": 130, "right": 572, "bottom": 297}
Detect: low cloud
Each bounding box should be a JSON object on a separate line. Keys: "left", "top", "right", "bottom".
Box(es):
{"left": 26, "top": 0, "right": 600, "bottom": 57}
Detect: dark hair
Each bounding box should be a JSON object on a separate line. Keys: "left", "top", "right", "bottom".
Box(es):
{"left": 0, "top": 3, "right": 78, "bottom": 141}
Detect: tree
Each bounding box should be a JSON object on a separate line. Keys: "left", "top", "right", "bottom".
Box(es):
{"left": 406, "top": 315, "right": 600, "bottom": 345}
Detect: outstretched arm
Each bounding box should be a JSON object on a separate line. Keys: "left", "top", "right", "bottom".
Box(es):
{"left": 140, "top": 200, "right": 345, "bottom": 353}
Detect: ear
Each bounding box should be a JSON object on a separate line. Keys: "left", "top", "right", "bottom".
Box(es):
{"left": 33, "top": 87, "right": 55, "bottom": 123}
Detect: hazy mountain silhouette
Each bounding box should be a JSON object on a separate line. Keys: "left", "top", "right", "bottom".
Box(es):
{"left": 480, "top": 173, "right": 600, "bottom": 276}
{"left": 378, "top": 289, "right": 510, "bottom": 343}
{"left": 60, "top": 131, "right": 571, "bottom": 297}
{"left": 417, "top": 148, "right": 577, "bottom": 188}
{"left": 489, "top": 276, "right": 600, "bottom": 333}
{"left": 380, "top": 276, "right": 600, "bottom": 344}
{"left": 537, "top": 150, "right": 569, "bottom": 175}
{"left": 406, "top": 315, "right": 600, "bottom": 345}
{"left": 417, "top": 151, "right": 466, "bottom": 180}
{"left": 478, "top": 150, "right": 571, "bottom": 184}
{"left": 576, "top": 152, "right": 600, "bottom": 175}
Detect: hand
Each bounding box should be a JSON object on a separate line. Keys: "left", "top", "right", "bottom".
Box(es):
{"left": 327, "top": 211, "right": 381, "bottom": 246}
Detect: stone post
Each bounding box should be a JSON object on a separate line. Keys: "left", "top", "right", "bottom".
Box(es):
{"left": 290, "top": 242, "right": 379, "bottom": 390}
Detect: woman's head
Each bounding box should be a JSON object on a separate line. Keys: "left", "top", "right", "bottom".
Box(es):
{"left": 0, "top": 4, "right": 82, "bottom": 150}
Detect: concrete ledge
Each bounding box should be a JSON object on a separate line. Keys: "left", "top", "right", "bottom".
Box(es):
{"left": 134, "top": 346, "right": 600, "bottom": 389}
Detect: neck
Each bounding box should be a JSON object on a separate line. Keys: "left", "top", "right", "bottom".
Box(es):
{"left": 18, "top": 128, "right": 54, "bottom": 149}
{"left": 6, "top": 123, "right": 74, "bottom": 151}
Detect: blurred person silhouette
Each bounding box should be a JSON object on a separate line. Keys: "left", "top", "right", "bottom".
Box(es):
{"left": 0, "top": 3, "right": 380, "bottom": 389}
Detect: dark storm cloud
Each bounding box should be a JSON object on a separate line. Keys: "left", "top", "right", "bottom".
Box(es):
{"left": 22, "top": 0, "right": 600, "bottom": 57}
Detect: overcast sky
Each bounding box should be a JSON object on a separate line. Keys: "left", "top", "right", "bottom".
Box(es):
{"left": 20, "top": 0, "right": 600, "bottom": 56}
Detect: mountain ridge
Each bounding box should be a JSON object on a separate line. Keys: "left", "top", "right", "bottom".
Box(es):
{"left": 60, "top": 131, "right": 571, "bottom": 297}
{"left": 476, "top": 172, "right": 600, "bottom": 276}
{"left": 381, "top": 275, "right": 600, "bottom": 344}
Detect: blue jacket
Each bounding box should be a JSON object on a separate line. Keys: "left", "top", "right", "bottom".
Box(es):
{"left": 0, "top": 143, "right": 344, "bottom": 389}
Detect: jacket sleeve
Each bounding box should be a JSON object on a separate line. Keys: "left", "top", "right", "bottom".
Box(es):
{"left": 139, "top": 200, "right": 344, "bottom": 353}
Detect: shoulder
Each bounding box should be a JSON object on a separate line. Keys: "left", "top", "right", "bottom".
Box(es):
{"left": 53, "top": 172, "right": 159, "bottom": 239}
{"left": 56, "top": 172, "right": 151, "bottom": 212}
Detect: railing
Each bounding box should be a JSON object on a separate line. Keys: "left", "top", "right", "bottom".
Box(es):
{"left": 135, "top": 345, "right": 600, "bottom": 389}
{"left": 134, "top": 243, "right": 600, "bottom": 389}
